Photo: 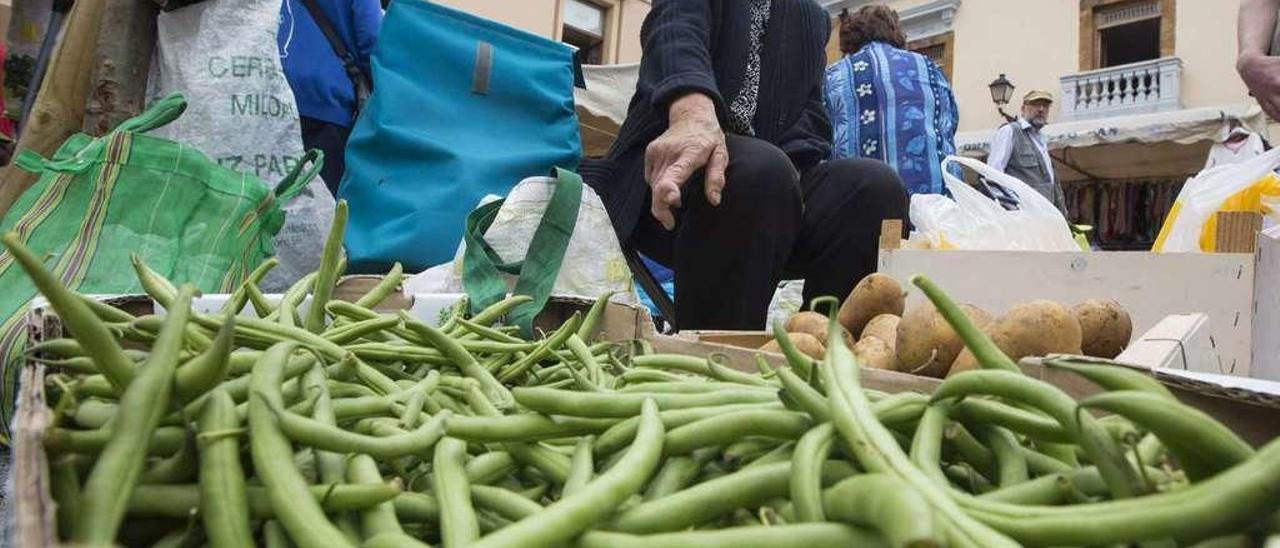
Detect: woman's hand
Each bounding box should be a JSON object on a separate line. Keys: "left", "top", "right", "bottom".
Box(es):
{"left": 644, "top": 93, "right": 729, "bottom": 230}
{"left": 1238, "top": 51, "right": 1280, "bottom": 121}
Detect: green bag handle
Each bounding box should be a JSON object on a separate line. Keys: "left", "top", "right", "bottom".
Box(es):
{"left": 12, "top": 94, "right": 190, "bottom": 175}
{"left": 275, "top": 149, "right": 325, "bottom": 202}
{"left": 462, "top": 167, "right": 583, "bottom": 336}
{"left": 115, "top": 93, "right": 189, "bottom": 134}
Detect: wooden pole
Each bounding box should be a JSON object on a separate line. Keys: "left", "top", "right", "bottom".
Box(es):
{"left": 0, "top": 0, "right": 106, "bottom": 219}
{"left": 82, "top": 0, "right": 157, "bottom": 135}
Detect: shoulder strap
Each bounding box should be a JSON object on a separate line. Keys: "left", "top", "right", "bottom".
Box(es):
{"left": 297, "top": 0, "right": 371, "bottom": 110}
{"left": 461, "top": 168, "right": 584, "bottom": 336}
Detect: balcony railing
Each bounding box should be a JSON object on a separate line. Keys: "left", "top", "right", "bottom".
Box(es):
{"left": 1059, "top": 57, "right": 1182, "bottom": 121}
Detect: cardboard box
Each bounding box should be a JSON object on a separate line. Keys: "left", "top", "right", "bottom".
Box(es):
{"left": 877, "top": 230, "right": 1280, "bottom": 380}
{"left": 11, "top": 291, "right": 1280, "bottom": 546}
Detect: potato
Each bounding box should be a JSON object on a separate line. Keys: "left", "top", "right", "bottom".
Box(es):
{"left": 785, "top": 311, "right": 855, "bottom": 349}
{"left": 1072, "top": 299, "right": 1133, "bottom": 359}
{"left": 861, "top": 314, "right": 900, "bottom": 353}
{"left": 838, "top": 273, "right": 905, "bottom": 338}
{"left": 759, "top": 332, "right": 826, "bottom": 360}
{"left": 895, "top": 302, "right": 992, "bottom": 378}
{"left": 948, "top": 300, "right": 1083, "bottom": 377}
{"left": 852, "top": 336, "right": 895, "bottom": 370}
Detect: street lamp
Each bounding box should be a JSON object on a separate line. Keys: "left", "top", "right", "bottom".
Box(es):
{"left": 988, "top": 73, "right": 1016, "bottom": 122}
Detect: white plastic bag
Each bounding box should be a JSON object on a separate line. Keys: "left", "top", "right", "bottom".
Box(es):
{"left": 1153, "top": 146, "right": 1280, "bottom": 252}
{"left": 405, "top": 176, "right": 638, "bottom": 305}
{"left": 910, "top": 156, "right": 1078, "bottom": 251}
{"left": 147, "top": 0, "right": 335, "bottom": 291}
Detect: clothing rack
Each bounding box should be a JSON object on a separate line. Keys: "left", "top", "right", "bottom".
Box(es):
{"left": 1063, "top": 176, "right": 1186, "bottom": 251}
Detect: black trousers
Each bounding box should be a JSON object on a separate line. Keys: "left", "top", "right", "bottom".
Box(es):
{"left": 300, "top": 116, "right": 352, "bottom": 197}
{"left": 632, "top": 134, "right": 908, "bottom": 330}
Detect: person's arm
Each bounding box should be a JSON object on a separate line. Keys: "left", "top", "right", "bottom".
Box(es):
{"left": 987, "top": 124, "right": 1014, "bottom": 172}
{"left": 779, "top": 84, "right": 832, "bottom": 173}
{"left": 350, "top": 0, "right": 382, "bottom": 79}
{"left": 638, "top": 0, "right": 725, "bottom": 117}
{"left": 640, "top": 0, "right": 728, "bottom": 230}
{"left": 1238, "top": 0, "right": 1280, "bottom": 119}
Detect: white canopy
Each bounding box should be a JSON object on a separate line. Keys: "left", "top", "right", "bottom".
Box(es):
{"left": 575, "top": 63, "right": 640, "bottom": 156}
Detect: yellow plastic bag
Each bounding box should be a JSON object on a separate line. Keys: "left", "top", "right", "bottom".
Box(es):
{"left": 1153, "top": 148, "right": 1280, "bottom": 252}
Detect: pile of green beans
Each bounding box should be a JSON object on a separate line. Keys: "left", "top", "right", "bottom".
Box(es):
{"left": 7, "top": 203, "right": 1280, "bottom": 547}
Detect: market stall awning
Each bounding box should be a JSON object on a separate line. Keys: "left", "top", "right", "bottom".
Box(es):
{"left": 956, "top": 104, "right": 1269, "bottom": 182}
{"left": 575, "top": 63, "right": 639, "bottom": 157}
{"left": 956, "top": 104, "right": 1268, "bottom": 156}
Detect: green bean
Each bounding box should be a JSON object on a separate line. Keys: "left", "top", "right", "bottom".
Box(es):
{"left": 593, "top": 403, "right": 784, "bottom": 456}
{"left": 943, "top": 422, "right": 995, "bottom": 476}
{"left": 465, "top": 451, "right": 517, "bottom": 485}
{"left": 304, "top": 200, "right": 347, "bottom": 333}
{"left": 515, "top": 386, "right": 777, "bottom": 418}
{"left": 464, "top": 294, "right": 534, "bottom": 330}
{"left": 1080, "top": 390, "right": 1254, "bottom": 481}
{"left": 945, "top": 463, "right": 995, "bottom": 494}
{"left": 302, "top": 367, "right": 361, "bottom": 542}
{"left": 816, "top": 298, "right": 1019, "bottom": 548}
{"left": 576, "top": 523, "right": 888, "bottom": 548}
{"left": 74, "top": 285, "right": 196, "bottom": 545}
{"left": 248, "top": 342, "right": 354, "bottom": 548}
{"left": 50, "top": 455, "right": 82, "bottom": 541}
{"left": 771, "top": 320, "right": 819, "bottom": 377}
{"left": 909, "top": 402, "right": 953, "bottom": 487}
{"left": 963, "top": 436, "right": 1280, "bottom": 545}
{"left": 574, "top": 291, "right": 618, "bottom": 342}
{"left": 791, "top": 423, "right": 835, "bottom": 522}
{"left": 363, "top": 533, "right": 433, "bottom": 548}
{"left": 45, "top": 425, "right": 186, "bottom": 456}
{"left": 951, "top": 398, "right": 1072, "bottom": 443}
{"left": 270, "top": 271, "right": 316, "bottom": 326}
{"left": 455, "top": 315, "right": 525, "bottom": 343}
{"left": 434, "top": 437, "right": 480, "bottom": 548}
{"left": 663, "top": 409, "right": 812, "bottom": 455}
{"left": 616, "top": 381, "right": 774, "bottom": 394}
{"left": 632, "top": 353, "right": 771, "bottom": 387}
{"left": 776, "top": 367, "right": 830, "bottom": 420}
{"left": 352, "top": 261, "right": 404, "bottom": 309}
{"left": 562, "top": 435, "right": 596, "bottom": 497}
{"left": 567, "top": 333, "right": 605, "bottom": 387}
{"left": 27, "top": 337, "right": 89, "bottom": 359}
{"left": 139, "top": 429, "right": 198, "bottom": 484}
{"left": 4, "top": 233, "right": 136, "bottom": 391}
{"left": 644, "top": 454, "right": 696, "bottom": 501}
{"left": 348, "top": 454, "right": 406, "bottom": 538}
{"left": 219, "top": 257, "right": 278, "bottom": 315}
{"left": 197, "top": 389, "right": 252, "bottom": 547}
{"left": 911, "top": 276, "right": 1019, "bottom": 373}
{"left": 472, "top": 399, "right": 666, "bottom": 548}
{"left": 174, "top": 314, "right": 235, "bottom": 402}
{"left": 823, "top": 473, "right": 940, "bottom": 547}
{"left": 975, "top": 424, "right": 1029, "bottom": 487}
{"left": 79, "top": 293, "right": 138, "bottom": 323}
{"left": 402, "top": 311, "right": 513, "bottom": 409}
{"left": 932, "top": 370, "right": 1142, "bottom": 499}
{"left": 125, "top": 484, "right": 401, "bottom": 518}
{"left": 131, "top": 254, "right": 179, "bottom": 308}
{"left": 399, "top": 370, "right": 440, "bottom": 429}
{"left": 267, "top": 395, "right": 449, "bottom": 459}
{"left": 743, "top": 441, "right": 796, "bottom": 469}
{"left": 497, "top": 312, "right": 583, "bottom": 383}
{"left": 470, "top": 484, "right": 546, "bottom": 522}
{"left": 263, "top": 520, "right": 288, "bottom": 548}
{"left": 619, "top": 368, "right": 689, "bottom": 384}
{"left": 608, "top": 461, "right": 855, "bottom": 534}
{"left": 323, "top": 315, "right": 402, "bottom": 345}
{"left": 391, "top": 491, "right": 441, "bottom": 523}
{"left": 245, "top": 281, "right": 275, "bottom": 318}
{"left": 1043, "top": 357, "right": 1177, "bottom": 400}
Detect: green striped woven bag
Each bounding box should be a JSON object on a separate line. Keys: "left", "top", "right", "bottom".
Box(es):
{"left": 0, "top": 93, "right": 320, "bottom": 442}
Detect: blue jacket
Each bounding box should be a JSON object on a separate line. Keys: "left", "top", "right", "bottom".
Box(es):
{"left": 278, "top": 0, "right": 382, "bottom": 127}
{"left": 824, "top": 41, "right": 959, "bottom": 197}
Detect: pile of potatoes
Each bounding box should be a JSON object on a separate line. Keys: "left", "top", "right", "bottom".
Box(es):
{"left": 762, "top": 274, "right": 1135, "bottom": 378}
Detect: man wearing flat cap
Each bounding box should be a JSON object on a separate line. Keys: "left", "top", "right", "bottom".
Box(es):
{"left": 988, "top": 90, "right": 1065, "bottom": 213}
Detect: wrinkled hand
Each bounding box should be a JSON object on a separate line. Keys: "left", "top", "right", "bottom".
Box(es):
{"left": 1238, "top": 52, "right": 1280, "bottom": 121}
{"left": 644, "top": 93, "right": 729, "bottom": 230}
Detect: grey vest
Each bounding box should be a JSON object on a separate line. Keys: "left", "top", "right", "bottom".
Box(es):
{"left": 1003, "top": 122, "right": 1065, "bottom": 211}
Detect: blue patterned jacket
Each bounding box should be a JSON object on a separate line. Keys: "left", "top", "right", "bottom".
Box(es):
{"left": 824, "top": 41, "right": 960, "bottom": 196}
